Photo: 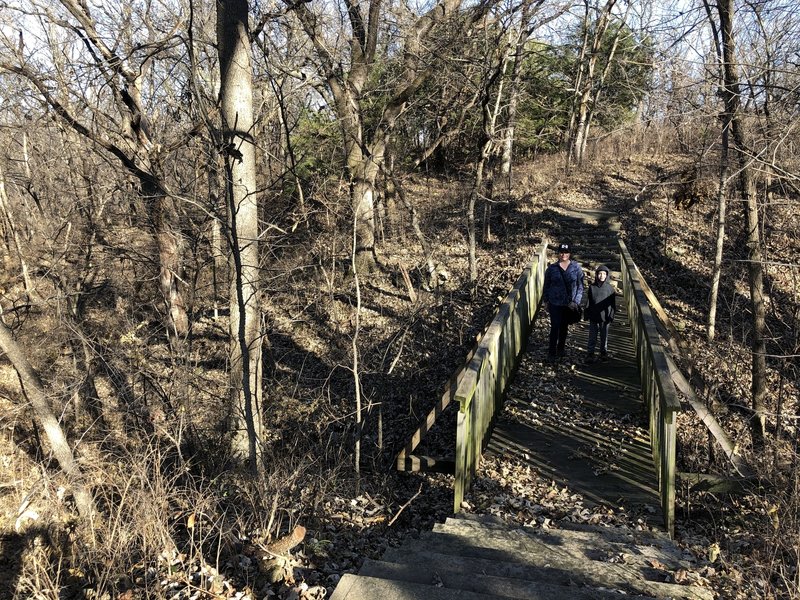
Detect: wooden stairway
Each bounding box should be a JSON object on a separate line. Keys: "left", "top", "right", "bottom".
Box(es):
{"left": 330, "top": 514, "right": 714, "bottom": 599}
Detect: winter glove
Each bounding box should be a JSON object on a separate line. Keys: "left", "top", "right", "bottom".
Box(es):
{"left": 568, "top": 301, "right": 578, "bottom": 311}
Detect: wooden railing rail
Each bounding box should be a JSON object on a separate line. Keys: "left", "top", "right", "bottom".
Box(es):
{"left": 453, "top": 239, "right": 549, "bottom": 512}
{"left": 619, "top": 239, "right": 681, "bottom": 537}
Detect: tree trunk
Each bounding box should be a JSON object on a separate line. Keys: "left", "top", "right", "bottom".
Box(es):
{"left": 288, "top": 0, "right": 464, "bottom": 275}
{"left": 707, "top": 138, "right": 728, "bottom": 342}
{"left": 351, "top": 173, "right": 379, "bottom": 274}
{"left": 499, "top": 17, "right": 527, "bottom": 188}
{"left": 146, "top": 181, "right": 189, "bottom": 340}
{"left": 218, "top": 0, "right": 264, "bottom": 470}
{"left": 577, "top": 3, "right": 628, "bottom": 164}
{"left": 467, "top": 157, "right": 485, "bottom": 284}
{"left": 0, "top": 321, "right": 95, "bottom": 519}
{"left": 716, "top": 0, "right": 767, "bottom": 446}
{"left": 567, "top": 0, "right": 616, "bottom": 168}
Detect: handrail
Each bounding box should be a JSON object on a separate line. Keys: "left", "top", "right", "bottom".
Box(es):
{"left": 618, "top": 239, "right": 681, "bottom": 538}
{"left": 630, "top": 262, "right": 755, "bottom": 479}
{"left": 453, "top": 239, "right": 549, "bottom": 512}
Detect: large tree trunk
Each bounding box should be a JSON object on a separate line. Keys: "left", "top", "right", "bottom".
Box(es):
{"left": 717, "top": 0, "right": 767, "bottom": 445}
{"left": 218, "top": 0, "right": 264, "bottom": 470}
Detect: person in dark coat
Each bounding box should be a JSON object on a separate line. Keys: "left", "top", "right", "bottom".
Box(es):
{"left": 542, "top": 242, "right": 584, "bottom": 361}
{"left": 585, "top": 264, "right": 616, "bottom": 362}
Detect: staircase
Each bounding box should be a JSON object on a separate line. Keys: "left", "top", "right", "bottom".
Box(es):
{"left": 330, "top": 514, "right": 714, "bottom": 599}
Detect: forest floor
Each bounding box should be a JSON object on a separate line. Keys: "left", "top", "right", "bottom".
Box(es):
{"left": 1, "top": 151, "right": 798, "bottom": 599}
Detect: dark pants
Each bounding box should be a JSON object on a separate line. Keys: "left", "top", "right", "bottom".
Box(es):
{"left": 587, "top": 320, "right": 610, "bottom": 354}
{"left": 548, "top": 304, "right": 570, "bottom": 357}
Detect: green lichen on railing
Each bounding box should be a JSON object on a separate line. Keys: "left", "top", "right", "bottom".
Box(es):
{"left": 619, "top": 239, "right": 680, "bottom": 538}
{"left": 453, "top": 240, "right": 549, "bottom": 513}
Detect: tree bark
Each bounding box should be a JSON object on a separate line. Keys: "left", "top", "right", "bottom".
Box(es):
{"left": 147, "top": 181, "right": 189, "bottom": 340}
{"left": 218, "top": 0, "right": 265, "bottom": 470}
{"left": 707, "top": 133, "right": 728, "bottom": 343}
{"left": 716, "top": 0, "right": 767, "bottom": 446}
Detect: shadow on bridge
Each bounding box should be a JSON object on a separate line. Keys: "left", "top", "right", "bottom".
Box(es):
{"left": 486, "top": 270, "right": 663, "bottom": 525}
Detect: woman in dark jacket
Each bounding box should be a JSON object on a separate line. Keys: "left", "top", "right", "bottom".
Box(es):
{"left": 585, "top": 264, "right": 616, "bottom": 362}
{"left": 542, "top": 242, "right": 584, "bottom": 361}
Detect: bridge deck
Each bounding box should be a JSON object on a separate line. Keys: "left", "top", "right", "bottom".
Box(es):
{"left": 486, "top": 210, "right": 663, "bottom": 525}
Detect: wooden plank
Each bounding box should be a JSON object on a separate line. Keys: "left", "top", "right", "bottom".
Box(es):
{"left": 678, "top": 472, "right": 758, "bottom": 494}
{"left": 627, "top": 251, "right": 756, "bottom": 479}
{"left": 619, "top": 240, "right": 679, "bottom": 537}
{"left": 631, "top": 262, "right": 686, "bottom": 349}
{"left": 663, "top": 410, "right": 676, "bottom": 539}
{"left": 666, "top": 354, "right": 755, "bottom": 478}
{"left": 395, "top": 370, "right": 464, "bottom": 466}
{"left": 397, "top": 454, "right": 455, "bottom": 474}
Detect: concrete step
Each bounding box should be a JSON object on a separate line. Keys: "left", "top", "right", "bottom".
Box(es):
{"left": 380, "top": 546, "right": 712, "bottom": 600}
{"left": 556, "top": 208, "right": 620, "bottom": 223}
{"left": 456, "top": 513, "right": 673, "bottom": 546}
{"left": 438, "top": 517, "right": 692, "bottom": 570}
{"left": 385, "top": 533, "right": 713, "bottom": 599}
{"left": 432, "top": 522, "right": 687, "bottom": 585}
{"left": 329, "top": 573, "right": 506, "bottom": 600}
{"left": 555, "top": 519, "right": 675, "bottom": 545}
{"left": 358, "top": 558, "right": 658, "bottom": 600}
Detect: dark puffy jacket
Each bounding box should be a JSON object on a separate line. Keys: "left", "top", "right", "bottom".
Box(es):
{"left": 543, "top": 260, "right": 584, "bottom": 307}
{"left": 586, "top": 266, "right": 616, "bottom": 323}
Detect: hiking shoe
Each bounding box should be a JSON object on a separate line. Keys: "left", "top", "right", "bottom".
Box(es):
{"left": 585, "top": 353, "right": 597, "bottom": 364}
{"left": 600, "top": 352, "right": 612, "bottom": 361}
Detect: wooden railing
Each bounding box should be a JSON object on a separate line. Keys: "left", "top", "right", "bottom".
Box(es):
{"left": 453, "top": 240, "right": 549, "bottom": 512}
{"left": 619, "top": 239, "right": 680, "bottom": 537}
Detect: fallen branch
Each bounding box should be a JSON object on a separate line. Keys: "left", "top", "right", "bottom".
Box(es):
{"left": 388, "top": 484, "right": 423, "bottom": 527}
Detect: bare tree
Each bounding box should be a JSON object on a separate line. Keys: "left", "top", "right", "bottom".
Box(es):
{"left": 565, "top": 0, "right": 617, "bottom": 169}
{"left": 1, "top": 1, "right": 191, "bottom": 341}
{"left": 702, "top": 0, "right": 728, "bottom": 343}
{"left": 713, "top": 0, "right": 768, "bottom": 445}
{"left": 217, "top": 0, "right": 265, "bottom": 470}
{"left": 499, "top": 0, "right": 569, "bottom": 187}
{"left": 284, "top": 0, "right": 468, "bottom": 273}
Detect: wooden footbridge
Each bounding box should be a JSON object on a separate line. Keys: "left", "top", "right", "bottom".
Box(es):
{"left": 332, "top": 209, "right": 727, "bottom": 600}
